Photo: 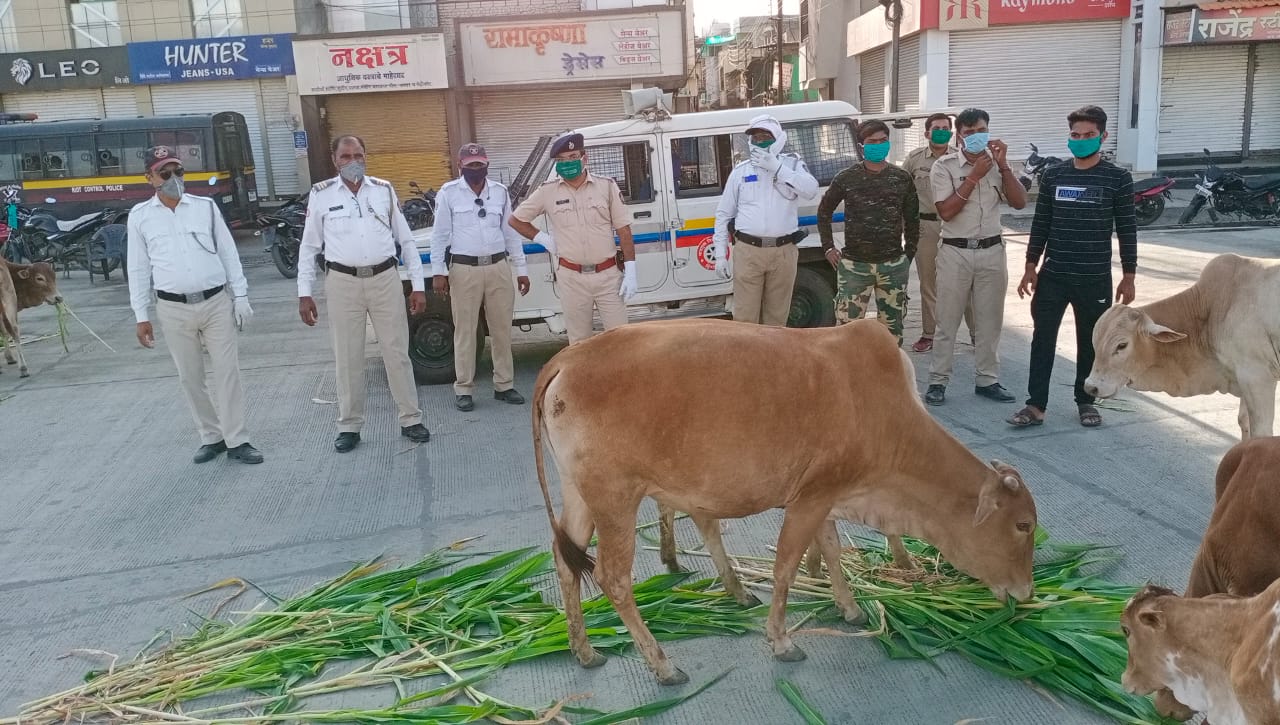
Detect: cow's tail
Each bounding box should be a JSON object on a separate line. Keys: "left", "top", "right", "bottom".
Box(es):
{"left": 532, "top": 361, "right": 596, "bottom": 583}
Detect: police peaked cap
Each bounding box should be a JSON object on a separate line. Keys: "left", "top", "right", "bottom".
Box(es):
{"left": 549, "top": 133, "right": 585, "bottom": 158}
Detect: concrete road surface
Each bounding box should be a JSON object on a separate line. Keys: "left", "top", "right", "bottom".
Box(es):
{"left": 1, "top": 225, "right": 1275, "bottom": 723}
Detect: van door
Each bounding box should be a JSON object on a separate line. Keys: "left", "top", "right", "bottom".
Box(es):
{"left": 666, "top": 132, "right": 738, "bottom": 287}
{"left": 583, "top": 139, "right": 668, "bottom": 294}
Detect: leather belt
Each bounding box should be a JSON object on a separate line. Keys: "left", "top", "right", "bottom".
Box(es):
{"left": 942, "top": 235, "right": 1002, "bottom": 250}
{"left": 450, "top": 251, "right": 507, "bottom": 266}
{"left": 734, "top": 230, "right": 805, "bottom": 248}
{"left": 325, "top": 257, "right": 397, "bottom": 278}
{"left": 919, "top": 212, "right": 939, "bottom": 221}
{"left": 558, "top": 256, "right": 617, "bottom": 274}
{"left": 157, "top": 284, "right": 224, "bottom": 304}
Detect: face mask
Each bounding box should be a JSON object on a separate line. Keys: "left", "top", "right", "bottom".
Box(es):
{"left": 862, "top": 141, "right": 891, "bottom": 163}
{"left": 751, "top": 139, "right": 775, "bottom": 149}
{"left": 461, "top": 166, "right": 488, "bottom": 185}
{"left": 930, "top": 129, "right": 953, "bottom": 145}
{"left": 962, "top": 132, "right": 990, "bottom": 155}
{"left": 1068, "top": 136, "right": 1103, "bottom": 159}
{"left": 339, "top": 160, "right": 366, "bottom": 183}
{"left": 556, "top": 159, "right": 584, "bottom": 180}
{"left": 159, "top": 175, "right": 184, "bottom": 200}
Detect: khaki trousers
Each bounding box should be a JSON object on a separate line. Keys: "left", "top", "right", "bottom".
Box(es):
{"left": 325, "top": 267, "right": 422, "bottom": 433}
{"left": 732, "top": 241, "right": 798, "bottom": 326}
{"left": 929, "top": 242, "right": 1008, "bottom": 388}
{"left": 449, "top": 259, "right": 515, "bottom": 396}
{"left": 913, "top": 219, "right": 974, "bottom": 338}
{"left": 154, "top": 292, "right": 249, "bottom": 447}
{"left": 558, "top": 264, "right": 627, "bottom": 344}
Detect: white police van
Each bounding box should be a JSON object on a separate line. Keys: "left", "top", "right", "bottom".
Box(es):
{"left": 406, "top": 94, "right": 944, "bottom": 384}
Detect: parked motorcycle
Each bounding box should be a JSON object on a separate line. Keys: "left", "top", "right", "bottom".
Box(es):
{"left": 2, "top": 201, "right": 126, "bottom": 277}
{"left": 1179, "top": 148, "right": 1280, "bottom": 225}
{"left": 401, "top": 181, "right": 436, "bottom": 230}
{"left": 256, "top": 193, "right": 309, "bottom": 279}
{"left": 1018, "top": 142, "right": 1063, "bottom": 191}
{"left": 1020, "top": 143, "right": 1173, "bottom": 226}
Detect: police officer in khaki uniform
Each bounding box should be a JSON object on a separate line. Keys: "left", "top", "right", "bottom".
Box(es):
{"left": 902, "top": 113, "right": 973, "bottom": 354}
{"left": 297, "top": 134, "right": 431, "bottom": 453}
{"left": 509, "top": 132, "right": 636, "bottom": 344}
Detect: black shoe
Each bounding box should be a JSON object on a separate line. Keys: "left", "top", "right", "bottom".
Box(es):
{"left": 193, "top": 441, "right": 227, "bottom": 464}
{"left": 975, "top": 383, "right": 1017, "bottom": 403}
{"left": 455, "top": 395, "right": 475, "bottom": 411}
{"left": 227, "top": 443, "right": 264, "bottom": 464}
{"left": 401, "top": 423, "right": 431, "bottom": 443}
{"left": 335, "top": 432, "right": 361, "bottom": 453}
{"left": 494, "top": 389, "right": 525, "bottom": 405}
{"left": 924, "top": 385, "right": 946, "bottom": 406}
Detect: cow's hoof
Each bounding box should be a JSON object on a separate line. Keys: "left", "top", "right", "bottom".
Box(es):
{"left": 5, "top": 358, "right": 14, "bottom": 365}
{"left": 657, "top": 667, "right": 689, "bottom": 686}
{"left": 773, "top": 644, "right": 807, "bottom": 662}
{"left": 18, "top": 369, "right": 29, "bottom": 378}
{"left": 840, "top": 605, "right": 867, "bottom": 626}
{"left": 579, "top": 651, "right": 607, "bottom": 669}
{"left": 663, "top": 561, "right": 688, "bottom": 575}
{"left": 735, "top": 592, "right": 763, "bottom": 608}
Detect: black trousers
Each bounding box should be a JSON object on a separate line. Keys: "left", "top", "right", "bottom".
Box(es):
{"left": 1026, "top": 273, "right": 1112, "bottom": 411}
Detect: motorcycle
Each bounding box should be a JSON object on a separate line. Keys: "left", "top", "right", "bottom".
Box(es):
{"left": 1018, "top": 142, "right": 1063, "bottom": 192}
{"left": 1179, "top": 148, "right": 1280, "bottom": 225}
{"left": 401, "top": 181, "right": 436, "bottom": 230}
{"left": 256, "top": 193, "right": 309, "bottom": 279}
{"left": 2, "top": 200, "right": 127, "bottom": 277}
{"left": 1020, "top": 143, "right": 1174, "bottom": 226}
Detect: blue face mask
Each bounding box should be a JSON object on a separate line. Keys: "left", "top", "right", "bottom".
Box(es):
{"left": 862, "top": 141, "right": 891, "bottom": 163}
{"left": 962, "top": 132, "right": 990, "bottom": 155}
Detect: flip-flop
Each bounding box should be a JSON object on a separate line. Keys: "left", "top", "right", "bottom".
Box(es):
{"left": 1007, "top": 407, "right": 1045, "bottom": 428}
{"left": 1079, "top": 404, "right": 1103, "bottom": 428}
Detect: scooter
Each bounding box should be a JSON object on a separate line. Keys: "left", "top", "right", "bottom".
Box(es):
{"left": 1179, "top": 148, "right": 1280, "bottom": 225}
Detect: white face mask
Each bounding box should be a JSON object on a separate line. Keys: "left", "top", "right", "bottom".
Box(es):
{"left": 160, "top": 175, "right": 184, "bottom": 200}
{"left": 339, "top": 160, "right": 366, "bottom": 183}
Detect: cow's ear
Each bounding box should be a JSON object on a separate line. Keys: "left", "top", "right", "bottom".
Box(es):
{"left": 1138, "top": 610, "right": 1164, "bottom": 630}
{"left": 1144, "top": 321, "right": 1186, "bottom": 343}
{"left": 973, "top": 480, "right": 1000, "bottom": 527}
{"left": 16, "top": 268, "right": 29, "bottom": 279}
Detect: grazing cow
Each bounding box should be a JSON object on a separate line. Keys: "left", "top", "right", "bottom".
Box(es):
{"left": 532, "top": 318, "right": 1038, "bottom": 685}
{"left": 1122, "top": 579, "right": 1280, "bottom": 725}
{"left": 1084, "top": 254, "right": 1280, "bottom": 439}
{"left": 0, "top": 260, "right": 61, "bottom": 377}
{"left": 1153, "top": 437, "right": 1280, "bottom": 721}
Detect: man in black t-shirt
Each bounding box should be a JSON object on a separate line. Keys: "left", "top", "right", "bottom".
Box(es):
{"left": 1009, "top": 106, "right": 1138, "bottom": 429}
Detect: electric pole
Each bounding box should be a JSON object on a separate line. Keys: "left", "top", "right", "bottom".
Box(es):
{"left": 775, "top": 0, "right": 785, "bottom": 105}
{"left": 887, "top": 0, "right": 903, "bottom": 112}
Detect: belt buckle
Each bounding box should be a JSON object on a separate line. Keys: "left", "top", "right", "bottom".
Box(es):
{"left": 966, "top": 238, "right": 980, "bottom": 250}
{"left": 185, "top": 292, "right": 203, "bottom": 304}
{"left": 581, "top": 263, "right": 597, "bottom": 273}
{"left": 356, "top": 265, "right": 374, "bottom": 278}
{"left": 477, "top": 254, "right": 492, "bottom": 265}
{"left": 761, "top": 237, "right": 778, "bottom": 248}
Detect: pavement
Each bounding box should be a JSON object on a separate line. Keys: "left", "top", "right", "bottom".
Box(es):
{"left": 2, "top": 224, "right": 1277, "bottom": 723}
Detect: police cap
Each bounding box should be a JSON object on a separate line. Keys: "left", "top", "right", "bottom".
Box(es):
{"left": 549, "top": 133, "right": 585, "bottom": 158}
{"left": 144, "top": 145, "right": 181, "bottom": 173}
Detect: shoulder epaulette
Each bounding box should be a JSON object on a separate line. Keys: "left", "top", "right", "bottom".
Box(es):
{"left": 312, "top": 178, "right": 338, "bottom": 192}
{"left": 366, "top": 176, "right": 392, "bottom": 187}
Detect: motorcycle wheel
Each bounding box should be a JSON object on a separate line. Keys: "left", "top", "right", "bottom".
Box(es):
{"left": 1179, "top": 196, "right": 1206, "bottom": 225}
{"left": 1134, "top": 196, "right": 1165, "bottom": 226}
{"left": 271, "top": 242, "right": 299, "bottom": 279}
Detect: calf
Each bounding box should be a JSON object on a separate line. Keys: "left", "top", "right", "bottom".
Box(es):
{"left": 1122, "top": 579, "right": 1280, "bottom": 725}
{"left": 0, "top": 259, "right": 61, "bottom": 377}
{"left": 533, "top": 319, "right": 1038, "bottom": 685}
{"left": 1085, "top": 253, "right": 1280, "bottom": 439}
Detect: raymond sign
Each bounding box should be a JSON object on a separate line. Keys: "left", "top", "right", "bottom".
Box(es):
{"left": 292, "top": 33, "right": 448, "bottom": 95}
{"left": 935, "top": 0, "right": 1131, "bottom": 30}
{"left": 1163, "top": 7, "right": 1280, "bottom": 44}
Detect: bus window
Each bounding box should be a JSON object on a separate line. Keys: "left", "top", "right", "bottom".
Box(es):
{"left": 121, "top": 132, "right": 147, "bottom": 175}
{"left": 17, "top": 139, "right": 39, "bottom": 180}
{"left": 41, "top": 138, "right": 69, "bottom": 178}
{"left": 68, "top": 134, "right": 93, "bottom": 178}
{"left": 0, "top": 141, "right": 17, "bottom": 183}
{"left": 151, "top": 130, "right": 206, "bottom": 172}
{"left": 94, "top": 133, "right": 124, "bottom": 174}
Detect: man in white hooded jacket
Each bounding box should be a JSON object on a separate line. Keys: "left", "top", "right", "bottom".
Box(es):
{"left": 712, "top": 115, "right": 819, "bottom": 326}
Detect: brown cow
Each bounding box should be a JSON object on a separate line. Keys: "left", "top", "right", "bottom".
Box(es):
{"left": 1122, "top": 579, "right": 1280, "bottom": 725}
{"left": 0, "top": 259, "right": 61, "bottom": 377}
{"left": 1153, "top": 437, "right": 1280, "bottom": 721}
{"left": 532, "top": 318, "right": 1038, "bottom": 685}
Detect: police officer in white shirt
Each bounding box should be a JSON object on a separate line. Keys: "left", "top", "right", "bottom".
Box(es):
{"left": 297, "top": 134, "right": 430, "bottom": 453}
{"left": 127, "top": 145, "right": 262, "bottom": 465}
{"left": 430, "top": 143, "right": 530, "bottom": 412}
{"left": 713, "top": 114, "right": 819, "bottom": 327}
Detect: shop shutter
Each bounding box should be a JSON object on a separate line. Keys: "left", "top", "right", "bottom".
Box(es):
{"left": 859, "top": 46, "right": 886, "bottom": 114}
{"left": 1158, "top": 44, "right": 1248, "bottom": 157}
{"left": 888, "top": 34, "right": 923, "bottom": 164}
{"left": 950, "top": 22, "right": 1122, "bottom": 160}
{"left": 471, "top": 88, "right": 628, "bottom": 185}
{"left": 326, "top": 90, "right": 450, "bottom": 196}
{"left": 258, "top": 78, "right": 301, "bottom": 197}
{"left": 102, "top": 87, "right": 138, "bottom": 118}
{"left": 1248, "top": 44, "right": 1280, "bottom": 155}
{"left": 151, "top": 81, "right": 268, "bottom": 183}
{"left": 2, "top": 89, "right": 104, "bottom": 121}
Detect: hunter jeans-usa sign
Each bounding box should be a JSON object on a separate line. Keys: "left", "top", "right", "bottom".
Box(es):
{"left": 128, "top": 34, "right": 295, "bottom": 83}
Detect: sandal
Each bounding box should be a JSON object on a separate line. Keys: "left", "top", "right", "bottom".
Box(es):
{"left": 1078, "top": 404, "right": 1103, "bottom": 428}
{"left": 1007, "top": 406, "right": 1045, "bottom": 428}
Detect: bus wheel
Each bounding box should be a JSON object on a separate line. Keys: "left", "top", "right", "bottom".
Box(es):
{"left": 788, "top": 265, "right": 836, "bottom": 328}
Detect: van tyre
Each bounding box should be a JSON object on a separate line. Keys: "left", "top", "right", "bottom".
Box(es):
{"left": 407, "top": 310, "right": 487, "bottom": 386}
{"left": 788, "top": 264, "right": 837, "bottom": 328}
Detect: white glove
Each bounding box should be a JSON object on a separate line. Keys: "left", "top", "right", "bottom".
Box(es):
{"left": 714, "top": 240, "right": 731, "bottom": 280}
{"left": 234, "top": 296, "right": 253, "bottom": 329}
{"left": 751, "top": 147, "right": 782, "bottom": 174}
{"left": 534, "top": 231, "right": 556, "bottom": 257}
{"left": 619, "top": 262, "right": 638, "bottom": 301}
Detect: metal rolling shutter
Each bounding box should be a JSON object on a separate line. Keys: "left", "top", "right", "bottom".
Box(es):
{"left": 889, "top": 35, "right": 922, "bottom": 165}
{"left": 859, "top": 46, "right": 885, "bottom": 114}
{"left": 471, "top": 88, "right": 626, "bottom": 185}
{"left": 102, "top": 87, "right": 138, "bottom": 118}
{"left": 2, "top": 89, "right": 104, "bottom": 120}
{"left": 1159, "top": 44, "right": 1248, "bottom": 157}
{"left": 950, "top": 22, "right": 1122, "bottom": 160}
{"left": 151, "top": 81, "right": 268, "bottom": 180}
{"left": 326, "top": 91, "right": 450, "bottom": 195}
{"left": 1249, "top": 44, "right": 1280, "bottom": 155}
{"left": 257, "top": 78, "right": 300, "bottom": 197}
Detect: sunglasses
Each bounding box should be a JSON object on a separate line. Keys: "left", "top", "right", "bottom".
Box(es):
{"left": 157, "top": 167, "right": 185, "bottom": 180}
{"left": 474, "top": 197, "right": 487, "bottom": 219}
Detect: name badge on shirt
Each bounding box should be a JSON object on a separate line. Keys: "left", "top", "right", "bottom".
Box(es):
{"left": 744, "top": 174, "right": 759, "bottom": 183}
{"left": 1055, "top": 186, "right": 1101, "bottom": 204}
{"left": 328, "top": 205, "right": 344, "bottom": 212}
{"left": 555, "top": 199, "right": 570, "bottom": 206}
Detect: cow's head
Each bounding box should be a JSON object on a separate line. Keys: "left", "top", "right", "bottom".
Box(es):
{"left": 1120, "top": 584, "right": 1180, "bottom": 696}
{"left": 13, "top": 261, "right": 61, "bottom": 307}
{"left": 1084, "top": 305, "right": 1186, "bottom": 399}
{"left": 943, "top": 460, "right": 1037, "bottom": 603}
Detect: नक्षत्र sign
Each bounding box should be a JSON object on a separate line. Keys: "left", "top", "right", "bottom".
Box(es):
{"left": 127, "top": 35, "right": 295, "bottom": 84}
{"left": 291, "top": 33, "right": 449, "bottom": 95}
